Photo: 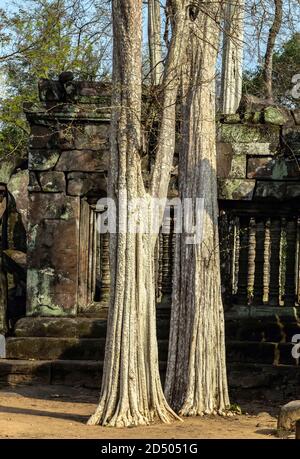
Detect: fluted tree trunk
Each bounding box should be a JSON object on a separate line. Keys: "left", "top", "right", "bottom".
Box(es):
{"left": 88, "top": 0, "right": 190, "bottom": 428}
{"left": 165, "top": 0, "right": 230, "bottom": 416}
{"left": 148, "top": 0, "right": 164, "bottom": 85}
{"left": 220, "top": 0, "right": 245, "bottom": 114}
{"left": 263, "top": 0, "right": 283, "bottom": 103}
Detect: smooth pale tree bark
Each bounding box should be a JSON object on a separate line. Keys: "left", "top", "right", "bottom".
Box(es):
{"left": 88, "top": 0, "right": 190, "bottom": 427}
{"left": 263, "top": 0, "right": 283, "bottom": 102}
{"left": 148, "top": 0, "right": 164, "bottom": 85}
{"left": 165, "top": 1, "right": 230, "bottom": 416}
{"left": 220, "top": 0, "right": 244, "bottom": 114}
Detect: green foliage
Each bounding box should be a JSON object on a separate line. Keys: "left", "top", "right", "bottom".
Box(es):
{"left": 243, "top": 33, "right": 300, "bottom": 108}
{"left": 0, "top": 0, "right": 112, "bottom": 161}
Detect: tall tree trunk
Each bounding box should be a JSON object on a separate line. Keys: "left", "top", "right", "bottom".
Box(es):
{"left": 88, "top": 0, "right": 190, "bottom": 427}
{"left": 148, "top": 0, "right": 164, "bottom": 85}
{"left": 0, "top": 197, "right": 7, "bottom": 335}
{"left": 165, "top": 1, "right": 230, "bottom": 416}
{"left": 220, "top": 0, "right": 245, "bottom": 114}
{"left": 263, "top": 0, "right": 283, "bottom": 103}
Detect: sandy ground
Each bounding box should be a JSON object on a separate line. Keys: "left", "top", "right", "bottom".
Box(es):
{"left": 0, "top": 384, "right": 287, "bottom": 439}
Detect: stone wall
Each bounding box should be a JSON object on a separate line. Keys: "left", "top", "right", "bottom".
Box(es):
{"left": 217, "top": 107, "right": 300, "bottom": 201}
{"left": 25, "top": 79, "right": 110, "bottom": 317}
{"left": 19, "top": 80, "right": 300, "bottom": 319}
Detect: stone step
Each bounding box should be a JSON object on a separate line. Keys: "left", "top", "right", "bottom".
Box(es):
{"left": 14, "top": 317, "right": 171, "bottom": 339}
{"left": 226, "top": 319, "right": 300, "bottom": 343}
{"left": 228, "top": 362, "right": 300, "bottom": 401}
{"left": 2, "top": 359, "right": 300, "bottom": 402}
{"left": 0, "top": 359, "right": 168, "bottom": 389}
{"left": 226, "top": 340, "right": 297, "bottom": 365}
{"left": 6, "top": 337, "right": 169, "bottom": 361}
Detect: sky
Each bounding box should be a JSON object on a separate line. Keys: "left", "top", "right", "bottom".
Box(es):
{"left": 0, "top": 0, "right": 299, "bottom": 81}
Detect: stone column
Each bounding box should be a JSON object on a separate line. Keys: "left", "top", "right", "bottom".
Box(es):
{"left": 284, "top": 219, "right": 297, "bottom": 306}
{"left": 161, "top": 232, "right": 173, "bottom": 296}
{"left": 236, "top": 216, "right": 249, "bottom": 304}
{"left": 233, "top": 217, "right": 240, "bottom": 294}
{"left": 263, "top": 219, "right": 271, "bottom": 303}
{"left": 220, "top": 0, "right": 245, "bottom": 114}
{"left": 269, "top": 218, "right": 281, "bottom": 306}
{"left": 100, "top": 232, "right": 110, "bottom": 302}
{"left": 247, "top": 217, "right": 256, "bottom": 302}
{"left": 253, "top": 220, "right": 265, "bottom": 305}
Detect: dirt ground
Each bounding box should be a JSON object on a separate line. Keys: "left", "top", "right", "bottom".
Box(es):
{"left": 0, "top": 384, "right": 290, "bottom": 439}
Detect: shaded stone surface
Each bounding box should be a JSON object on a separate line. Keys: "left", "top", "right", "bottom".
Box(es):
{"left": 293, "top": 109, "right": 300, "bottom": 125}
{"left": 15, "top": 317, "right": 107, "bottom": 338}
{"left": 39, "top": 171, "right": 66, "bottom": 193}
{"left": 282, "top": 127, "right": 300, "bottom": 155}
{"left": 254, "top": 180, "right": 288, "bottom": 200}
{"left": 28, "top": 172, "right": 41, "bottom": 192}
{"left": 28, "top": 193, "right": 79, "bottom": 224}
{"left": 27, "top": 193, "right": 80, "bottom": 316}
{"left": 29, "top": 149, "right": 60, "bottom": 171}
{"left": 0, "top": 359, "right": 51, "bottom": 386}
{"left": 278, "top": 401, "right": 300, "bottom": 432}
{"left": 218, "top": 178, "right": 256, "bottom": 200}
{"left": 57, "top": 124, "right": 109, "bottom": 150}
{"left": 247, "top": 156, "right": 273, "bottom": 178}
{"left": 226, "top": 341, "right": 277, "bottom": 364}
{"left": 217, "top": 142, "right": 233, "bottom": 178}
{"left": 29, "top": 124, "right": 59, "bottom": 149}
{"left": 286, "top": 182, "right": 300, "bottom": 198}
{"left": 6, "top": 336, "right": 168, "bottom": 361}
{"left": 14, "top": 316, "right": 171, "bottom": 340}
{"left": 67, "top": 172, "right": 106, "bottom": 196}
{"left": 55, "top": 149, "right": 109, "bottom": 172}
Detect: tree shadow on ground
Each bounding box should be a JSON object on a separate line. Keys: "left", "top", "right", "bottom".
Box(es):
{"left": 0, "top": 404, "right": 89, "bottom": 423}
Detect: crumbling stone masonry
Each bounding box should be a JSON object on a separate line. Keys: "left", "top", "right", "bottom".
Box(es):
{"left": 0, "top": 78, "right": 299, "bottom": 400}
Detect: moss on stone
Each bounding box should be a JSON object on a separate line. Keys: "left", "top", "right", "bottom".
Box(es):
{"left": 220, "top": 123, "right": 280, "bottom": 145}
{"left": 264, "top": 107, "right": 289, "bottom": 126}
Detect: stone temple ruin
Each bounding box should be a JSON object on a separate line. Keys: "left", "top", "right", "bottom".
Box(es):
{"left": 0, "top": 76, "right": 299, "bottom": 402}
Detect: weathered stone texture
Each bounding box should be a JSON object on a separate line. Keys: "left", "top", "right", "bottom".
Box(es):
{"left": 28, "top": 193, "right": 79, "bottom": 224}
{"left": 29, "top": 149, "right": 60, "bottom": 171}
{"left": 29, "top": 124, "right": 59, "bottom": 149}
{"left": 278, "top": 401, "right": 300, "bottom": 433}
{"left": 231, "top": 142, "right": 274, "bottom": 156}
{"left": 39, "top": 171, "right": 66, "bottom": 193}
{"left": 247, "top": 157, "right": 274, "bottom": 178}
{"left": 28, "top": 172, "right": 41, "bottom": 192}
{"left": 67, "top": 172, "right": 106, "bottom": 196}
{"left": 57, "top": 124, "right": 109, "bottom": 150}
{"left": 264, "top": 106, "right": 291, "bottom": 126}
{"left": 282, "top": 126, "right": 300, "bottom": 155}
{"left": 55, "top": 149, "right": 109, "bottom": 172}
{"left": 293, "top": 109, "right": 300, "bottom": 125}
{"left": 219, "top": 123, "right": 280, "bottom": 148}
{"left": 218, "top": 178, "right": 256, "bottom": 200}
{"left": 27, "top": 193, "right": 80, "bottom": 316}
